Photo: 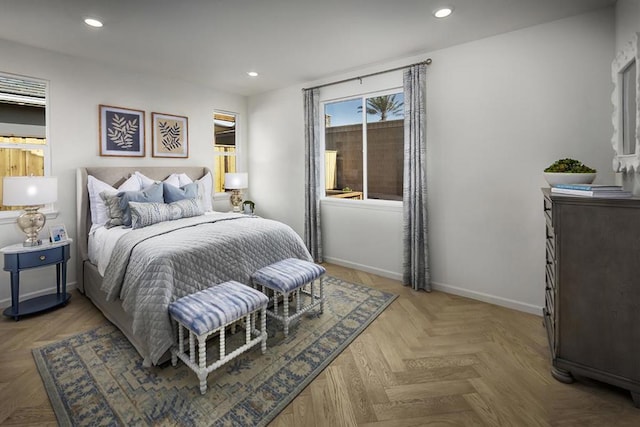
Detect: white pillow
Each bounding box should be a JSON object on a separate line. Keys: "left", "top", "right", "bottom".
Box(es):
{"left": 163, "top": 174, "right": 181, "bottom": 187}
{"left": 174, "top": 173, "right": 193, "bottom": 187}
{"left": 135, "top": 171, "right": 181, "bottom": 188}
{"left": 197, "top": 172, "right": 213, "bottom": 211}
{"left": 87, "top": 174, "right": 141, "bottom": 234}
{"left": 134, "top": 171, "right": 155, "bottom": 188}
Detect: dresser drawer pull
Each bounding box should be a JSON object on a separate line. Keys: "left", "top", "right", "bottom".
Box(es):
{"left": 39, "top": 255, "right": 46, "bottom": 261}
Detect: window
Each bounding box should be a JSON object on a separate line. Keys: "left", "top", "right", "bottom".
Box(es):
{"left": 323, "top": 90, "right": 404, "bottom": 201}
{"left": 213, "top": 111, "right": 237, "bottom": 193}
{"left": 0, "top": 74, "right": 49, "bottom": 214}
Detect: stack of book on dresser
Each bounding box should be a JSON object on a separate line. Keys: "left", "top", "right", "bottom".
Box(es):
{"left": 550, "top": 184, "right": 633, "bottom": 198}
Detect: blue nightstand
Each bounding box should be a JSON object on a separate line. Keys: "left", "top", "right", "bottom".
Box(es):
{"left": 2, "top": 239, "right": 72, "bottom": 321}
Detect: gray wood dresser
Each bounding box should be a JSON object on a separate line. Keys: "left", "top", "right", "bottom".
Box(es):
{"left": 543, "top": 188, "right": 640, "bottom": 407}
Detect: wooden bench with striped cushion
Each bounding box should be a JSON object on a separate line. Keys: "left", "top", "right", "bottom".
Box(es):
{"left": 168, "top": 281, "right": 268, "bottom": 394}
{"left": 251, "top": 258, "right": 326, "bottom": 337}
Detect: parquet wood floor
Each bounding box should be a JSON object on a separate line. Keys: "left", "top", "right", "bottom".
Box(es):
{"left": 1, "top": 263, "right": 639, "bottom": 426}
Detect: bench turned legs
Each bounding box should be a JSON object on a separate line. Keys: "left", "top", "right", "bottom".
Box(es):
{"left": 258, "top": 277, "right": 324, "bottom": 337}
{"left": 251, "top": 258, "right": 327, "bottom": 338}
{"left": 171, "top": 309, "right": 268, "bottom": 394}
{"left": 169, "top": 281, "right": 269, "bottom": 394}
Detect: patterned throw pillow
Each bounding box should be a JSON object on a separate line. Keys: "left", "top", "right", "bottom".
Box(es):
{"left": 87, "top": 174, "right": 141, "bottom": 233}
{"left": 99, "top": 192, "right": 125, "bottom": 228}
{"left": 170, "top": 198, "right": 204, "bottom": 219}
{"left": 129, "top": 198, "right": 205, "bottom": 229}
{"left": 118, "top": 182, "right": 164, "bottom": 227}
{"left": 129, "top": 201, "right": 173, "bottom": 229}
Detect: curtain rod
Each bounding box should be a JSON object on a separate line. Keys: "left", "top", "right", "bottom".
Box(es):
{"left": 303, "top": 58, "right": 431, "bottom": 91}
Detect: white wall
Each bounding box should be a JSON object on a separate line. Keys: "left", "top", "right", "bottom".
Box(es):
{"left": 0, "top": 38, "right": 246, "bottom": 306}
{"left": 616, "top": 0, "right": 640, "bottom": 49}
{"left": 248, "top": 8, "right": 615, "bottom": 314}
{"left": 245, "top": 85, "right": 306, "bottom": 232}
{"left": 426, "top": 9, "right": 614, "bottom": 313}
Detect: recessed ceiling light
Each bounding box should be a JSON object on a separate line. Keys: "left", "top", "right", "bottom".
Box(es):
{"left": 433, "top": 7, "right": 453, "bottom": 18}
{"left": 247, "top": 71, "right": 259, "bottom": 77}
{"left": 84, "top": 18, "right": 103, "bottom": 28}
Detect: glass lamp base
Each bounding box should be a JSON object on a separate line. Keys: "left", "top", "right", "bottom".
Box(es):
{"left": 230, "top": 190, "right": 243, "bottom": 212}
{"left": 23, "top": 238, "right": 43, "bottom": 247}
{"left": 17, "top": 207, "right": 45, "bottom": 247}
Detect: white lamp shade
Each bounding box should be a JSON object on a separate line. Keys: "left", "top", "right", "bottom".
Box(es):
{"left": 224, "top": 172, "right": 248, "bottom": 189}
{"left": 3, "top": 176, "right": 58, "bottom": 206}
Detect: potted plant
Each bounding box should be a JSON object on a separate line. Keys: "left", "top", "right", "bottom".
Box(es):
{"left": 543, "top": 158, "right": 596, "bottom": 186}
{"left": 242, "top": 200, "right": 255, "bottom": 214}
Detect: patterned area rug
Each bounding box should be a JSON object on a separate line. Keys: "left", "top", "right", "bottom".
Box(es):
{"left": 33, "top": 276, "right": 397, "bottom": 426}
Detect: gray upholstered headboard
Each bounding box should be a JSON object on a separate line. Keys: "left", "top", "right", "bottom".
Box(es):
{"left": 76, "top": 166, "right": 212, "bottom": 292}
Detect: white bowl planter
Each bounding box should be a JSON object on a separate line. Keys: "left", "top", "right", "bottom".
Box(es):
{"left": 543, "top": 172, "right": 596, "bottom": 186}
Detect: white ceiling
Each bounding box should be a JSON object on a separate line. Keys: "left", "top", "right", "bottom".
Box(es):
{"left": 0, "top": 0, "right": 615, "bottom": 96}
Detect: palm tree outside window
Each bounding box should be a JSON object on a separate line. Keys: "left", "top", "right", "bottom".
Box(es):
{"left": 323, "top": 91, "right": 404, "bottom": 201}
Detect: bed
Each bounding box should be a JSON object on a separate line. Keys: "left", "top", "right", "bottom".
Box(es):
{"left": 76, "top": 166, "right": 312, "bottom": 366}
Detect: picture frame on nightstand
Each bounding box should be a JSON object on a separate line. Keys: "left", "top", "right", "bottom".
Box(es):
{"left": 49, "top": 224, "right": 68, "bottom": 243}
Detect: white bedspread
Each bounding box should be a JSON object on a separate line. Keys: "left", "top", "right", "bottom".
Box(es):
{"left": 88, "top": 226, "right": 132, "bottom": 276}
{"left": 88, "top": 212, "right": 223, "bottom": 276}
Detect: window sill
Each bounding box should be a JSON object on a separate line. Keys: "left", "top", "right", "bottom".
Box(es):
{"left": 320, "top": 197, "right": 401, "bottom": 212}
{"left": 0, "top": 209, "right": 60, "bottom": 225}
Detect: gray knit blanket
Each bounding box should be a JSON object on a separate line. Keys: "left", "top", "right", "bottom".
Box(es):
{"left": 101, "top": 213, "right": 312, "bottom": 365}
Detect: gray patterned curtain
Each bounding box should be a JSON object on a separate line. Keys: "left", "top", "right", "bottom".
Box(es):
{"left": 303, "top": 88, "right": 323, "bottom": 262}
{"left": 403, "top": 64, "right": 430, "bottom": 291}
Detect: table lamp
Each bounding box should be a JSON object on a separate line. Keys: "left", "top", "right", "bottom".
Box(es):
{"left": 224, "top": 172, "right": 248, "bottom": 212}
{"left": 2, "top": 176, "right": 58, "bottom": 246}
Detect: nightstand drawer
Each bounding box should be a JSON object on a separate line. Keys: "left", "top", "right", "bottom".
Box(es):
{"left": 15, "top": 247, "right": 64, "bottom": 269}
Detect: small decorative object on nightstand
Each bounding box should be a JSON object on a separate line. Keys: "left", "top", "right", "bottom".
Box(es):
{"left": 1, "top": 239, "right": 72, "bottom": 321}
{"left": 242, "top": 200, "right": 255, "bottom": 214}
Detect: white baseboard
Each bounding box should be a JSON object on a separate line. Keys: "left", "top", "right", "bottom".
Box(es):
{"left": 323, "top": 257, "right": 542, "bottom": 316}
{"left": 1, "top": 273, "right": 542, "bottom": 317}
{"left": 0, "top": 281, "right": 77, "bottom": 309}
{"left": 323, "top": 256, "right": 403, "bottom": 281}
{"left": 431, "top": 281, "right": 543, "bottom": 316}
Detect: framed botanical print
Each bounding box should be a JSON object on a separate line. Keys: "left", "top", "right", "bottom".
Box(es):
{"left": 152, "top": 112, "right": 189, "bottom": 158}
{"left": 99, "top": 105, "right": 145, "bottom": 157}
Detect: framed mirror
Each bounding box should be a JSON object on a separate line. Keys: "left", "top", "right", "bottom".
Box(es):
{"left": 612, "top": 33, "right": 640, "bottom": 172}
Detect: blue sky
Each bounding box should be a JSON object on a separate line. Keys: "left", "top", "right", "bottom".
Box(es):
{"left": 325, "top": 93, "right": 404, "bottom": 127}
